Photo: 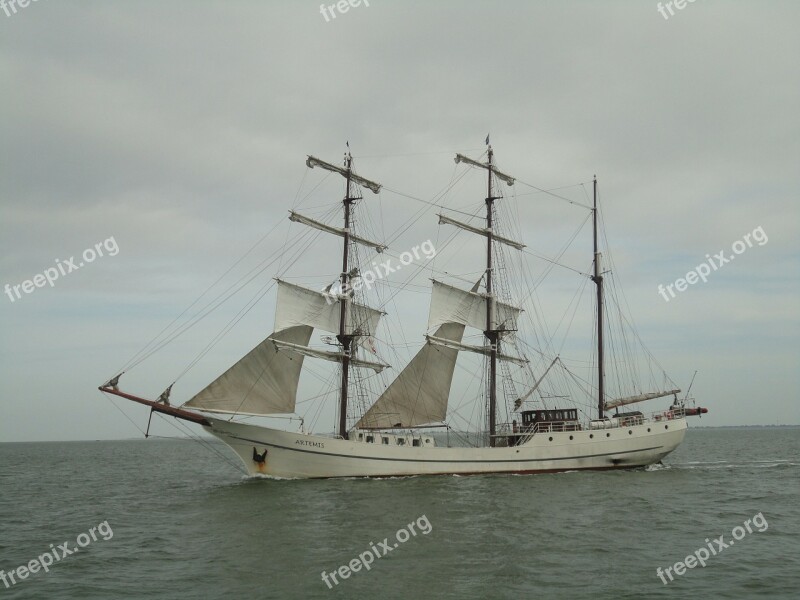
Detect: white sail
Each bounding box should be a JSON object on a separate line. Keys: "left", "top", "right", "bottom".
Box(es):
{"left": 274, "top": 279, "right": 383, "bottom": 338}
{"left": 428, "top": 280, "right": 521, "bottom": 332}
{"left": 356, "top": 322, "right": 466, "bottom": 429}
{"left": 184, "top": 325, "right": 312, "bottom": 415}
{"left": 184, "top": 280, "right": 384, "bottom": 416}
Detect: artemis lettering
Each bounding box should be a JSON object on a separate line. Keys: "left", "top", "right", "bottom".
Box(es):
{"left": 295, "top": 440, "right": 325, "bottom": 448}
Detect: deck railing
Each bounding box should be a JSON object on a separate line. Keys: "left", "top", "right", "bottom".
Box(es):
{"left": 496, "top": 406, "right": 687, "bottom": 439}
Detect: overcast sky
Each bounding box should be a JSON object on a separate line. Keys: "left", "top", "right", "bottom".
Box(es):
{"left": 1, "top": 1, "right": 798, "bottom": 442}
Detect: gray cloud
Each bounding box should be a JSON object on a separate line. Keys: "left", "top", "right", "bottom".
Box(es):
{"left": 1, "top": 0, "right": 798, "bottom": 441}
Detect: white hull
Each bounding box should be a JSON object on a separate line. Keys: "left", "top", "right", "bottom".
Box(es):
{"left": 204, "top": 417, "right": 687, "bottom": 479}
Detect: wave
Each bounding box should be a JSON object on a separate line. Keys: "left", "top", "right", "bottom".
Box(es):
{"left": 646, "top": 462, "right": 671, "bottom": 471}
{"left": 666, "top": 460, "right": 797, "bottom": 470}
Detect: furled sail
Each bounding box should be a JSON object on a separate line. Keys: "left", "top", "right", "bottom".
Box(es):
{"left": 306, "top": 155, "right": 382, "bottom": 194}
{"left": 427, "top": 280, "right": 521, "bottom": 332}
{"left": 426, "top": 335, "right": 528, "bottom": 366}
{"left": 454, "top": 153, "right": 516, "bottom": 186}
{"left": 604, "top": 389, "right": 681, "bottom": 410}
{"left": 437, "top": 214, "right": 525, "bottom": 250}
{"left": 270, "top": 338, "right": 389, "bottom": 373}
{"left": 184, "top": 325, "right": 312, "bottom": 415}
{"left": 356, "top": 322, "right": 466, "bottom": 429}
{"left": 289, "top": 212, "right": 387, "bottom": 253}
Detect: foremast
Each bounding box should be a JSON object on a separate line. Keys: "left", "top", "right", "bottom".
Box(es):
{"left": 303, "top": 151, "right": 384, "bottom": 440}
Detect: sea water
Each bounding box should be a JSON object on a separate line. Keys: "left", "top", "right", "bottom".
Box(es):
{"left": 0, "top": 427, "right": 797, "bottom": 599}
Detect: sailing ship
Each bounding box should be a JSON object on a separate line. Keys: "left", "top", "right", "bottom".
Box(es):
{"left": 100, "top": 144, "right": 707, "bottom": 478}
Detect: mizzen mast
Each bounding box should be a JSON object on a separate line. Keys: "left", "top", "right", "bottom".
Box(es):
{"left": 591, "top": 176, "right": 605, "bottom": 420}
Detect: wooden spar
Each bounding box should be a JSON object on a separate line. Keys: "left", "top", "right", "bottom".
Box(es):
{"left": 356, "top": 424, "right": 450, "bottom": 430}
{"left": 98, "top": 386, "right": 211, "bottom": 426}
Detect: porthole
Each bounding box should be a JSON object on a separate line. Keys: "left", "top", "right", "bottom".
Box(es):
{"left": 647, "top": 428, "right": 651, "bottom": 432}
{"left": 606, "top": 433, "right": 610, "bottom": 438}
{"left": 665, "top": 425, "right": 669, "bottom": 430}
{"left": 589, "top": 434, "right": 594, "bottom": 439}
{"left": 548, "top": 436, "right": 553, "bottom": 442}
{"left": 628, "top": 430, "right": 633, "bottom": 435}
{"left": 569, "top": 435, "right": 574, "bottom": 440}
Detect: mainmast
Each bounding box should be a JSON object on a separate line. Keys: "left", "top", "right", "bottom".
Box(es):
{"left": 444, "top": 146, "right": 523, "bottom": 447}
{"left": 591, "top": 176, "right": 605, "bottom": 419}
{"left": 337, "top": 154, "right": 354, "bottom": 440}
